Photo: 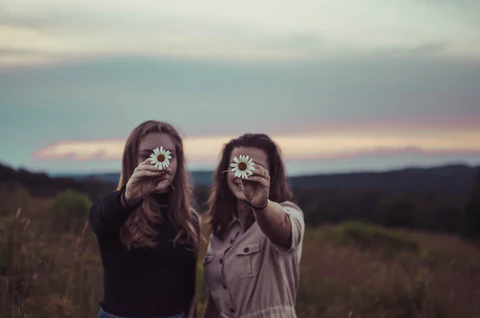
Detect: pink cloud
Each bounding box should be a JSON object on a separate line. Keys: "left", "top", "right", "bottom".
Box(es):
{"left": 32, "top": 133, "right": 480, "bottom": 164}
{"left": 32, "top": 139, "right": 125, "bottom": 161}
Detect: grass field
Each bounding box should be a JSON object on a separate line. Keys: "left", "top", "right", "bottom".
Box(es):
{"left": 1, "top": 192, "right": 480, "bottom": 318}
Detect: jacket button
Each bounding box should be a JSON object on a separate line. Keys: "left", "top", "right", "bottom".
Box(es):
{"left": 220, "top": 259, "right": 223, "bottom": 264}
{"left": 244, "top": 247, "right": 249, "bottom": 253}
{"left": 230, "top": 308, "right": 236, "bottom": 313}
{"left": 223, "top": 284, "right": 227, "bottom": 289}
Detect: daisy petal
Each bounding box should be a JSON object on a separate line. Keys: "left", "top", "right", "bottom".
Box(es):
{"left": 234, "top": 157, "right": 240, "bottom": 163}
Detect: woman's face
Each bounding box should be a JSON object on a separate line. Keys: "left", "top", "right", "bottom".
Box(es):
{"left": 137, "top": 132, "right": 178, "bottom": 193}
{"left": 227, "top": 146, "right": 270, "bottom": 200}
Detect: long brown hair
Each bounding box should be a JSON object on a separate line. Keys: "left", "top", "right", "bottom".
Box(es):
{"left": 208, "top": 133, "right": 293, "bottom": 238}
{"left": 117, "top": 120, "right": 198, "bottom": 250}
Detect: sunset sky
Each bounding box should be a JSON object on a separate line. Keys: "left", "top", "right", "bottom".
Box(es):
{"left": 1, "top": 0, "right": 479, "bottom": 175}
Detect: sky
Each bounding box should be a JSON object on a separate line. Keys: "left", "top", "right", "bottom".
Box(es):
{"left": 1, "top": 0, "right": 479, "bottom": 176}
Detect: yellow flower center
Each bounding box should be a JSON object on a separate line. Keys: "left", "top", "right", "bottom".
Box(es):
{"left": 238, "top": 162, "right": 247, "bottom": 171}
{"left": 157, "top": 154, "right": 166, "bottom": 162}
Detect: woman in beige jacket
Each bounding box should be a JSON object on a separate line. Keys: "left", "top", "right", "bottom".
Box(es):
{"left": 202, "top": 133, "right": 305, "bottom": 318}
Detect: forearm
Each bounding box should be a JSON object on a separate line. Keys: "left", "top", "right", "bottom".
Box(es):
{"left": 89, "top": 187, "right": 142, "bottom": 233}
{"left": 252, "top": 200, "right": 291, "bottom": 248}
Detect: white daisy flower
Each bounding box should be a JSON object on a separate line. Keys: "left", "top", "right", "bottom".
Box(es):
{"left": 230, "top": 155, "right": 256, "bottom": 179}
{"left": 149, "top": 146, "right": 172, "bottom": 170}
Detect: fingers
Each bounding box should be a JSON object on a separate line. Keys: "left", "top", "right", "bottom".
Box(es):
{"left": 136, "top": 165, "right": 160, "bottom": 173}
{"left": 134, "top": 170, "right": 162, "bottom": 178}
{"left": 134, "top": 168, "right": 171, "bottom": 180}
{"left": 241, "top": 175, "right": 269, "bottom": 185}
{"left": 136, "top": 160, "right": 172, "bottom": 175}
{"left": 250, "top": 164, "right": 270, "bottom": 179}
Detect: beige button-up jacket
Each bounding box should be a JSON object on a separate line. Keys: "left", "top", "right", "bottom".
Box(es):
{"left": 203, "top": 202, "right": 304, "bottom": 318}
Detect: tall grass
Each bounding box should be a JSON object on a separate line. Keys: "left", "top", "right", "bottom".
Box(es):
{"left": 1, "top": 188, "right": 479, "bottom": 317}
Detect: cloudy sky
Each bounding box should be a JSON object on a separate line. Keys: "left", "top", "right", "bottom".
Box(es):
{"left": 1, "top": 0, "right": 479, "bottom": 175}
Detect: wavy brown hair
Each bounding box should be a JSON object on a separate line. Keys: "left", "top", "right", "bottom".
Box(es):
{"left": 208, "top": 133, "right": 293, "bottom": 238}
{"left": 117, "top": 120, "right": 198, "bottom": 251}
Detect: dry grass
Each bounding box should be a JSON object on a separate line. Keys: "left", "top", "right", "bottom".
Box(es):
{"left": 195, "top": 222, "right": 480, "bottom": 318}
{"left": 1, "top": 192, "right": 480, "bottom": 318}
{"left": 296, "top": 237, "right": 480, "bottom": 318}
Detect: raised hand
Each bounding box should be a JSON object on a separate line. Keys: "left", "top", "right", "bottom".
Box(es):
{"left": 241, "top": 164, "right": 270, "bottom": 209}
{"left": 124, "top": 159, "right": 172, "bottom": 205}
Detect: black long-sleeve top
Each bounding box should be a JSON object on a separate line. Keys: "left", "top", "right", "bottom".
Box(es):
{"left": 89, "top": 187, "right": 198, "bottom": 317}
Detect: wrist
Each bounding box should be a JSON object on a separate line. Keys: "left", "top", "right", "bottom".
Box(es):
{"left": 123, "top": 190, "right": 141, "bottom": 208}
{"left": 244, "top": 198, "right": 269, "bottom": 210}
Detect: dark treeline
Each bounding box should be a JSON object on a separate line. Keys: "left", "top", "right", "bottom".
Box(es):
{"left": 2, "top": 162, "right": 479, "bottom": 240}
{"left": 0, "top": 163, "right": 116, "bottom": 201}
{"left": 195, "top": 170, "right": 480, "bottom": 239}
{"left": 464, "top": 169, "right": 480, "bottom": 240}
{"left": 194, "top": 185, "right": 472, "bottom": 236}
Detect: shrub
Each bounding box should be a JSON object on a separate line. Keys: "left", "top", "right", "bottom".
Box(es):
{"left": 51, "top": 190, "right": 91, "bottom": 232}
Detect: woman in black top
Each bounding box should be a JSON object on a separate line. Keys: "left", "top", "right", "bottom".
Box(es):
{"left": 89, "top": 120, "right": 199, "bottom": 318}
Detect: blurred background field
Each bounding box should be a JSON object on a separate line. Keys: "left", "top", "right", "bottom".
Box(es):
{"left": 1, "top": 165, "right": 479, "bottom": 318}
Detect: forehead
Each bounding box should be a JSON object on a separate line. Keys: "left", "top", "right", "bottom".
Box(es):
{"left": 230, "top": 147, "right": 268, "bottom": 165}
{"left": 138, "top": 132, "right": 176, "bottom": 152}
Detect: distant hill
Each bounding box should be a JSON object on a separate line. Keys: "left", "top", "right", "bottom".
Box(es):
{"left": 54, "top": 164, "right": 479, "bottom": 197}
{"left": 289, "top": 165, "right": 479, "bottom": 196}
{"left": 0, "top": 163, "right": 115, "bottom": 201}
